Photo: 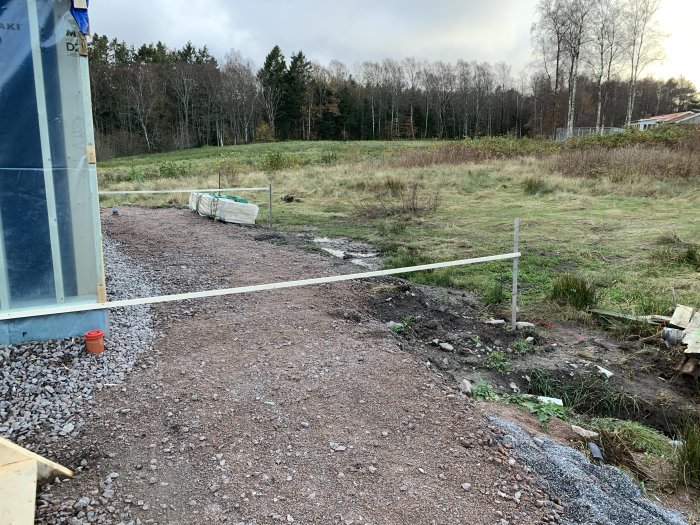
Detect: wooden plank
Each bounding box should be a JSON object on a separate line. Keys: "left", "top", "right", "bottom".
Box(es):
{"left": 680, "top": 357, "right": 700, "bottom": 375}
{"left": 0, "top": 459, "right": 37, "bottom": 525}
{"left": 684, "top": 313, "right": 700, "bottom": 339}
{"left": 670, "top": 305, "right": 695, "bottom": 329}
{"left": 0, "top": 437, "right": 72, "bottom": 482}
{"left": 685, "top": 329, "right": 700, "bottom": 355}
{"left": 589, "top": 309, "right": 658, "bottom": 324}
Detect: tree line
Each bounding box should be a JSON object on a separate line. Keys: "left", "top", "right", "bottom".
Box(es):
{"left": 88, "top": 6, "right": 698, "bottom": 158}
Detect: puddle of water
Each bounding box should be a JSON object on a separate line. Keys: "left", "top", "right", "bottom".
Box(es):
{"left": 311, "top": 236, "right": 383, "bottom": 270}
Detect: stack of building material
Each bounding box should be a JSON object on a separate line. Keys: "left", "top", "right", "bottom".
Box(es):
{"left": 189, "top": 192, "right": 259, "bottom": 225}
{"left": 671, "top": 305, "right": 700, "bottom": 376}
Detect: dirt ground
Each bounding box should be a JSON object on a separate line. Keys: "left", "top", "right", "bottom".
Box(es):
{"left": 36, "top": 207, "right": 569, "bottom": 524}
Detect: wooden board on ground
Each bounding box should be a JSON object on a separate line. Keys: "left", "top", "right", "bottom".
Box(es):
{"left": 685, "top": 328, "right": 700, "bottom": 355}
{"left": 684, "top": 313, "right": 700, "bottom": 339}
{"left": 0, "top": 438, "right": 72, "bottom": 525}
{"left": 0, "top": 437, "right": 72, "bottom": 481}
{"left": 670, "top": 305, "right": 695, "bottom": 329}
{"left": 0, "top": 459, "right": 38, "bottom": 525}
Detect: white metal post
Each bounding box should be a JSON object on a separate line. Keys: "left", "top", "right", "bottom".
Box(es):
{"left": 28, "top": 0, "right": 65, "bottom": 304}
{"left": 511, "top": 217, "right": 520, "bottom": 328}
{"left": 268, "top": 183, "right": 273, "bottom": 224}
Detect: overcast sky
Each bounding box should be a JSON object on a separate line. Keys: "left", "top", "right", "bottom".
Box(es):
{"left": 89, "top": 0, "right": 700, "bottom": 87}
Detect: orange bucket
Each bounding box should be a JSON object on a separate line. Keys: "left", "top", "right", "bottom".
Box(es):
{"left": 84, "top": 330, "right": 105, "bottom": 355}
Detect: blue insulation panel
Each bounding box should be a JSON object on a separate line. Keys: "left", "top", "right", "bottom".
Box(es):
{"left": 0, "top": 0, "right": 105, "bottom": 344}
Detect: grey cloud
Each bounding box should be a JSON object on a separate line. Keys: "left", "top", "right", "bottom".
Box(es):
{"left": 90, "top": 0, "right": 537, "bottom": 71}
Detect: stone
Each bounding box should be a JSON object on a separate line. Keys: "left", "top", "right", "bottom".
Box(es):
{"left": 461, "top": 483, "right": 472, "bottom": 492}
{"left": 515, "top": 322, "right": 536, "bottom": 330}
{"left": 387, "top": 321, "right": 404, "bottom": 331}
{"left": 329, "top": 442, "right": 346, "bottom": 452}
{"left": 459, "top": 379, "right": 473, "bottom": 395}
{"left": 571, "top": 425, "right": 599, "bottom": 439}
{"left": 486, "top": 319, "right": 506, "bottom": 326}
{"left": 439, "top": 342, "right": 454, "bottom": 351}
{"left": 73, "top": 497, "right": 91, "bottom": 511}
{"left": 596, "top": 365, "right": 614, "bottom": 379}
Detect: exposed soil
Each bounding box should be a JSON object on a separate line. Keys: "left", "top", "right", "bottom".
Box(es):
{"left": 37, "top": 207, "right": 555, "bottom": 524}
{"left": 361, "top": 281, "right": 699, "bottom": 435}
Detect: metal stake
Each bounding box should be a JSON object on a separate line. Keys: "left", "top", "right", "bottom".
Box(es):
{"left": 511, "top": 217, "right": 520, "bottom": 329}
{"left": 268, "top": 183, "right": 273, "bottom": 224}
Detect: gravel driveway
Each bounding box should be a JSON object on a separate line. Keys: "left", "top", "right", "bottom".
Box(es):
{"left": 2, "top": 206, "right": 683, "bottom": 524}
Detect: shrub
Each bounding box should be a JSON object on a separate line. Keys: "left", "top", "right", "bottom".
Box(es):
{"left": 550, "top": 273, "right": 597, "bottom": 310}
{"left": 320, "top": 151, "right": 339, "bottom": 165}
{"left": 260, "top": 151, "right": 299, "bottom": 172}
{"left": 255, "top": 121, "right": 275, "bottom": 142}
{"left": 356, "top": 181, "right": 440, "bottom": 218}
{"left": 158, "top": 161, "right": 191, "bottom": 179}
{"left": 523, "top": 177, "right": 554, "bottom": 195}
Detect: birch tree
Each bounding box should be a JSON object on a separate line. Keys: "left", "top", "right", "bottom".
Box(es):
{"left": 623, "top": 0, "right": 664, "bottom": 125}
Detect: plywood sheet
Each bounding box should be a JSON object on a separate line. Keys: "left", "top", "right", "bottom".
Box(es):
{"left": 0, "top": 459, "right": 37, "bottom": 525}
{"left": 0, "top": 437, "right": 72, "bottom": 481}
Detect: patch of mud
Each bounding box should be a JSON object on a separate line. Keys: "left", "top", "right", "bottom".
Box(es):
{"left": 311, "top": 236, "right": 382, "bottom": 269}
{"left": 360, "top": 278, "right": 699, "bottom": 436}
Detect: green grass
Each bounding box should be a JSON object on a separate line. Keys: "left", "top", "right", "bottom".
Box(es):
{"left": 528, "top": 371, "right": 643, "bottom": 419}
{"left": 550, "top": 273, "right": 598, "bottom": 310}
{"left": 97, "top": 138, "right": 700, "bottom": 320}
{"left": 588, "top": 418, "right": 674, "bottom": 458}
{"left": 677, "top": 421, "right": 700, "bottom": 488}
{"left": 485, "top": 351, "right": 510, "bottom": 372}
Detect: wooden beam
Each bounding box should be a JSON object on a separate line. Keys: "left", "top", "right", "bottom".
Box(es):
{"left": 0, "top": 437, "right": 72, "bottom": 482}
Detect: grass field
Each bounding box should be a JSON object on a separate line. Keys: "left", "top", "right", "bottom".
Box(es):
{"left": 98, "top": 136, "right": 700, "bottom": 326}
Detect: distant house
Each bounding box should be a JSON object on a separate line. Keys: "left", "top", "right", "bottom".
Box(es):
{"left": 631, "top": 111, "right": 700, "bottom": 130}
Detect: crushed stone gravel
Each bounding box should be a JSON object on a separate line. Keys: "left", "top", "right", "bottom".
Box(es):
{"left": 0, "top": 238, "right": 158, "bottom": 458}
{"left": 490, "top": 416, "right": 688, "bottom": 525}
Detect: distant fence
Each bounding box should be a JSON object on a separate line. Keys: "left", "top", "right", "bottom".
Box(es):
{"left": 555, "top": 127, "right": 625, "bottom": 141}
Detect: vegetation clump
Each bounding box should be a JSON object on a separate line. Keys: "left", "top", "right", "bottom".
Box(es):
{"left": 485, "top": 351, "right": 510, "bottom": 372}
{"left": 550, "top": 273, "right": 597, "bottom": 310}
{"left": 528, "top": 371, "right": 642, "bottom": 420}
{"left": 676, "top": 421, "right": 700, "bottom": 488}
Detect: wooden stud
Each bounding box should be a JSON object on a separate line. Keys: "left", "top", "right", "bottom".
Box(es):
{"left": 86, "top": 144, "right": 97, "bottom": 164}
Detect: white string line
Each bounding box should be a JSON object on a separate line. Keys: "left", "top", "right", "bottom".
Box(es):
{"left": 0, "top": 252, "right": 520, "bottom": 321}
{"left": 99, "top": 187, "right": 269, "bottom": 195}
